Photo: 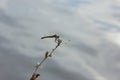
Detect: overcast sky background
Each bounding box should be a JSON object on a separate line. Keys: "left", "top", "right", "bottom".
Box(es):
{"left": 0, "top": 0, "right": 120, "bottom": 80}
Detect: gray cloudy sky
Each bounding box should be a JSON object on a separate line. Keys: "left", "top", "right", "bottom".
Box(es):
{"left": 0, "top": 0, "right": 120, "bottom": 80}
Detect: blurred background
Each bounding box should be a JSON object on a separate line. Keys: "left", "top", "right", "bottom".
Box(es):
{"left": 0, "top": 0, "right": 120, "bottom": 80}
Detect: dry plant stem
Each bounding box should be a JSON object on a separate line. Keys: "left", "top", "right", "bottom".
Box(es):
{"left": 30, "top": 34, "right": 62, "bottom": 80}
{"left": 34, "top": 57, "right": 47, "bottom": 73}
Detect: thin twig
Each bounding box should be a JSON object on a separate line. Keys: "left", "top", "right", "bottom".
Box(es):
{"left": 30, "top": 34, "right": 62, "bottom": 80}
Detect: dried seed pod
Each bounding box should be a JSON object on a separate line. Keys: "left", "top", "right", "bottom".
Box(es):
{"left": 45, "top": 51, "right": 49, "bottom": 58}
{"left": 30, "top": 73, "right": 40, "bottom": 80}
{"left": 56, "top": 39, "right": 62, "bottom": 46}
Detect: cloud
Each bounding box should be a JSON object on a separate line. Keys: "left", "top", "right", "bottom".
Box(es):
{"left": 106, "top": 29, "right": 120, "bottom": 46}
{"left": 0, "top": 0, "right": 8, "bottom": 9}
{"left": 0, "top": 9, "right": 25, "bottom": 29}
{"left": 1, "top": 0, "right": 120, "bottom": 80}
